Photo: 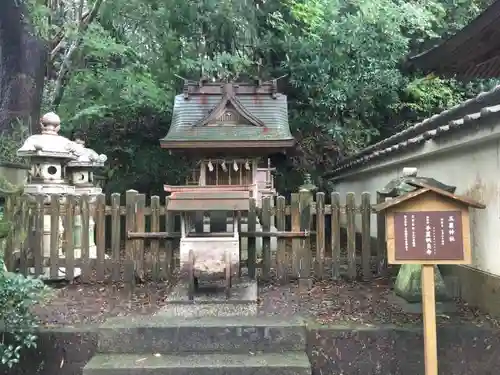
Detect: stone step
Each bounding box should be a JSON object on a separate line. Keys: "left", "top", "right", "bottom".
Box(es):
{"left": 98, "top": 315, "right": 307, "bottom": 354}
{"left": 84, "top": 352, "right": 311, "bottom": 375}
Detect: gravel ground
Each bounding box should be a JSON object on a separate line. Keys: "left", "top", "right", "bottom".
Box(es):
{"left": 33, "top": 274, "right": 499, "bottom": 328}
{"left": 259, "top": 278, "right": 499, "bottom": 327}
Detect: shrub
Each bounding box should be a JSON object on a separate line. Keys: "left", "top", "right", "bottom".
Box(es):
{"left": 0, "top": 257, "right": 51, "bottom": 368}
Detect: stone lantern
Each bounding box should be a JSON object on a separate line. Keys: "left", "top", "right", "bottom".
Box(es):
{"left": 17, "top": 112, "right": 78, "bottom": 279}
{"left": 67, "top": 135, "right": 107, "bottom": 259}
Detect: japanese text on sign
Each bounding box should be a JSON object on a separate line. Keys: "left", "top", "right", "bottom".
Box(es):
{"left": 393, "top": 211, "right": 464, "bottom": 261}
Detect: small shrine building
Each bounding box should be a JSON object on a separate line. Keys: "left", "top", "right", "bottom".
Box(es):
{"left": 160, "top": 79, "right": 295, "bottom": 206}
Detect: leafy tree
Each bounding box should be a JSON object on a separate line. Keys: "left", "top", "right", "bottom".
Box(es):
{"left": 21, "top": 0, "right": 498, "bottom": 194}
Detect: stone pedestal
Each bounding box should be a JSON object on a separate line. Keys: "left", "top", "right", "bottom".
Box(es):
{"left": 73, "top": 214, "right": 82, "bottom": 254}
{"left": 29, "top": 213, "right": 82, "bottom": 279}
{"left": 43, "top": 214, "right": 64, "bottom": 257}
{"left": 199, "top": 216, "right": 278, "bottom": 258}
{"left": 73, "top": 214, "right": 98, "bottom": 259}
{"left": 391, "top": 264, "right": 455, "bottom": 313}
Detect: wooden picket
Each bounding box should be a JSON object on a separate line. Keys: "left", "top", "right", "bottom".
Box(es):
{"left": 1, "top": 190, "right": 386, "bottom": 284}
{"left": 110, "top": 193, "right": 121, "bottom": 282}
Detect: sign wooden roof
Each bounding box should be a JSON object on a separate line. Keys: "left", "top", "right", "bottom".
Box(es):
{"left": 373, "top": 181, "right": 486, "bottom": 212}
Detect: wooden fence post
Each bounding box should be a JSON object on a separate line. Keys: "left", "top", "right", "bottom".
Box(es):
{"left": 331, "top": 192, "right": 341, "bottom": 280}
{"left": 261, "top": 196, "right": 272, "bottom": 280}
{"left": 237, "top": 210, "right": 242, "bottom": 277}
{"left": 135, "top": 193, "right": 146, "bottom": 281}
{"left": 110, "top": 193, "right": 121, "bottom": 282}
{"left": 346, "top": 192, "right": 356, "bottom": 280}
{"left": 3, "top": 195, "right": 15, "bottom": 271}
{"left": 275, "top": 195, "right": 287, "bottom": 283}
{"left": 150, "top": 195, "right": 161, "bottom": 281}
{"left": 315, "top": 192, "right": 325, "bottom": 279}
{"left": 19, "top": 196, "right": 30, "bottom": 276}
{"left": 164, "top": 196, "right": 175, "bottom": 280}
{"left": 95, "top": 193, "right": 106, "bottom": 281}
{"left": 64, "top": 195, "right": 75, "bottom": 281}
{"left": 125, "top": 190, "right": 137, "bottom": 285}
{"left": 247, "top": 197, "right": 257, "bottom": 279}
{"left": 34, "top": 194, "right": 44, "bottom": 277}
{"left": 376, "top": 192, "right": 387, "bottom": 276}
{"left": 80, "top": 194, "right": 91, "bottom": 282}
{"left": 298, "top": 189, "right": 312, "bottom": 291}
{"left": 290, "top": 193, "right": 300, "bottom": 278}
{"left": 361, "top": 192, "right": 372, "bottom": 280}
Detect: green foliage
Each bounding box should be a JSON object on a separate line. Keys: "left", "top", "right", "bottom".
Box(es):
{"left": 21, "top": 0, "right": 52, "bottom": 39}
{"left": 405, "top": 77, "right": 464, "bottom": 111}
{"left": 0, "top": 119, "right": 30, "bottom": 165}
{"left": 0, "top": 187, "right": 48, "bottom": 368}
{"left": 278, "top": 0, "right": 430, "bottom": 146}
{"left": 24, "top": 0, "right": 499, "bottom": 194}
{"left": 0, "top": 230, "right": 51, "bottom": 370}
{"left": 0, "top": 261, "right": 49, "bottom": 368}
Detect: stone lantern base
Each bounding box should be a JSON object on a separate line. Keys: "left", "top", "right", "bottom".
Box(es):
{"left": 28, "top": 266, "right": 82, "bottom": 280}
{"left": 28, "top": 213, "right": 82, "bottom": 280}
{"left": 73, "top": 213, "right": 98, "bottom": 259}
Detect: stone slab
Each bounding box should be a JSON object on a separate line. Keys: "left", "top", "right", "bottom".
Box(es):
{"left": 98, "top": 315, "right": 307, "bottom": 354}
{"left": 160, "top": 278, "right": 258, "bottom": 318}
{"left": 166, "top": 278, "right": 257, "bottom": 304}
{"left": 387, "top": 293, "right": 458, "bottom": 314}
{"left": 159, "top": 301, "right": 258, "bottom": 318}
{"left": 83, "top": 353, "right": 311, "bottom": 375}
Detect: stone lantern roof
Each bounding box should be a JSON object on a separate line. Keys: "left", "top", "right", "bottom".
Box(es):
{"left": 67, "top": 138, "right": 107, "bottom": 168}
{"left": 17, "top": 112, "right": 78, "bottom": 160}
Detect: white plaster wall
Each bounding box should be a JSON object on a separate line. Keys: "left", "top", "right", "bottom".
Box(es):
{"left": 332, "top": 116, "right": 500, "bottom": 277}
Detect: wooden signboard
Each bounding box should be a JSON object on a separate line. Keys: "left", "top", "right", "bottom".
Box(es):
{"left": 374, "top": 181, "right": 486, "bottom": 375}
{"left": 375, "top": 182, "right": 484, "bottom": 265}
{"left": 393, "top": 210, "right": 464, "bottom": 262}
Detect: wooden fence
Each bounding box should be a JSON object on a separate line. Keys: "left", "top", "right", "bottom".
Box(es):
{"left": 2, "top": 190, "right": 387, "bottom": 284}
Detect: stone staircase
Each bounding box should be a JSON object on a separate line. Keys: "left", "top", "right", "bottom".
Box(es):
{"left": 83, "top": 314, "right": 311, "bottom": 375}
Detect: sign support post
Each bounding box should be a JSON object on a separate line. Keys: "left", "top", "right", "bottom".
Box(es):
{"left": 422, "top": 264, "right": 438, "bottom": 375}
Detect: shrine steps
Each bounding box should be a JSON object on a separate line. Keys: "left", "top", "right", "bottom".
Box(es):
{"left": 96, "top": 315, "right": 306, "bottom": 353}
{"left": 84, "top": 352, "right": 310, "bottom": 375}
{"left": 83, "top": 315, "right": 311, "bottom": 375}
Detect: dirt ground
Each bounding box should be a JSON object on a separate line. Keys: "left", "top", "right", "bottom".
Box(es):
{"left": 33, "top": 271, "right": 499, "bottom": 329}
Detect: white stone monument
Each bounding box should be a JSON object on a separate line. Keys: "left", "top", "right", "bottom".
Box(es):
{"left": 17, "top": 112, "right": 80, "bottom": 279}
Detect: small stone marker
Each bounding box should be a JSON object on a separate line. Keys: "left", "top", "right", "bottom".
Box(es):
{"left": 374, "top": 180, "right": 486, "bottom": 375}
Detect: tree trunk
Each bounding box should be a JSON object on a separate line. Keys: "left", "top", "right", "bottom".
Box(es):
{"left": 0, "top": 0, "right": 47, "bottom": 135}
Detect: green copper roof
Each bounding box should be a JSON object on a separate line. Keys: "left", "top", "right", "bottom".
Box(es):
{"left": 160, "top": 83, "right": 294, "bottom": 147}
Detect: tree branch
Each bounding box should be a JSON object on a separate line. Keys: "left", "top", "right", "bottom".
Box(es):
{"left": 52, "top": 40, "right": 78, "bottom": 107}
{"left": 49, "top": 8, "right": 92, "bottom": 63}
{"left": 51, "top": 0, "right": 105, "bottom": 107}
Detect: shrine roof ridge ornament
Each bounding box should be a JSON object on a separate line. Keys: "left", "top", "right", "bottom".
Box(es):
{"left": 180, "top": 77, "right": 280, "bottom": 98}
{"left": 194, "top": 83, "right": 265, "bottom": 127}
